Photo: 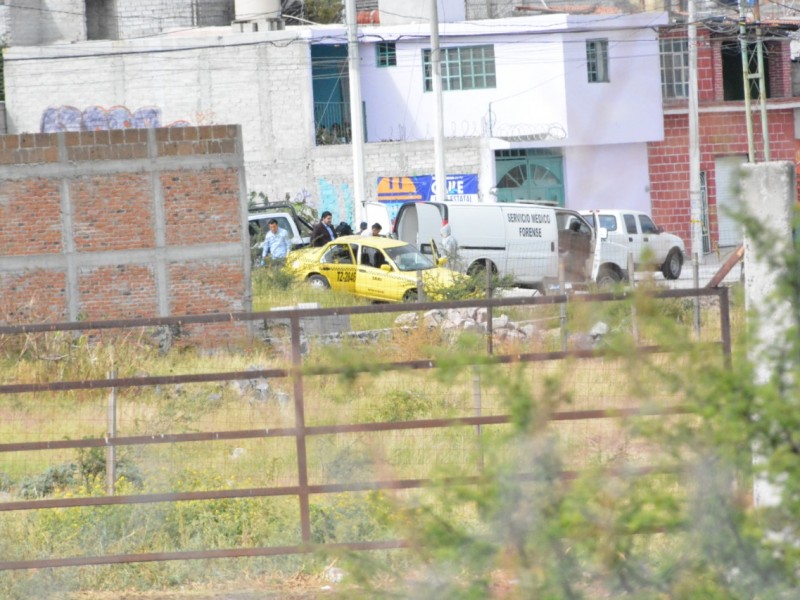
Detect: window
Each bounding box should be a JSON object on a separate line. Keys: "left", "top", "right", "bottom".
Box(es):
{"left": 422, "top": 45, "right": 496, "bottom": 92}
{"left": 660, "top": 38, "right": 689, "bottom": 99}
{"left": 377, "top": 42, "right": 396, "bottom": 67}
{"left": 598, "top": 215, "right": 617, "bottom": 232}
{"left": 639, "top": 215, "right": 659, "bottom": 235}
{"left": 721, "top": 40, "right": 770, "bottom": 101}
{"left": 623, "top": 214, "right": 638, "bottom": 234}
{"left": 586, "top": 39, "right": 609, "bottom": 83}
{"left": 322, "top": 244, "right": 353, "bottom": 265}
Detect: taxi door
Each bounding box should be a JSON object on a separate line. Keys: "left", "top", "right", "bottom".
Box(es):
{"left": 430, "top": 238, "right": 441, "bottom": 264}
{"left": 356, "top": 245, "right": 403, "bottom": 301}
{"left": 319, "top": 242, "right": 357, "bottom": 295}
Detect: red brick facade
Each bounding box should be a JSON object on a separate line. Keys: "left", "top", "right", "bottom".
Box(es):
{"left": 649, "top": 28, "right": 799, "bottom": 254}
{"left": 0, "top": 125, "right": 251, "bottom": 343}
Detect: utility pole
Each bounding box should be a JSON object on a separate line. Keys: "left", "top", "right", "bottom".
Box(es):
{"left": 739, "top": 0, "right": 770, "bottom": 162}
{"left": 430, "top": 0, "right": 447, "bottom": 203}
{"left": 754, "top": 0, "right": 771, "bottom": 161}
{"left": 688, "top": 0, "right": 703, "bottom": 332}
{"left": 345, "top": 0, "right": 367, "bottom": 221}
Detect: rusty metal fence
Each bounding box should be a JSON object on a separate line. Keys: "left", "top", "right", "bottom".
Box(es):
{"left": 0, "top": 287, "right": 731, "bottom": 571}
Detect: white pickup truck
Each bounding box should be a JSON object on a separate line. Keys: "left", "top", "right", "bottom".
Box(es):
{"left": 248, "top": 203, "right": 313, "bottom": 265}
{"left": 581, "top": 209, "right": 686, "bottom": 279}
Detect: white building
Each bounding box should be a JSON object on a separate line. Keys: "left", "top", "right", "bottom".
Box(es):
{"left": 3, "top": 10, "right": 668, "bottom": 224}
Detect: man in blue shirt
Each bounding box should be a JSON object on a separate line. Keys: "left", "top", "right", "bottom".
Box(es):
{"left": 261, "top": 219, "right": 291, "bottom": 266}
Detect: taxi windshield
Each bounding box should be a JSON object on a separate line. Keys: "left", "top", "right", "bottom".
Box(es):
{"left": 385, "top": 245, "right": 435, "bottom": 272}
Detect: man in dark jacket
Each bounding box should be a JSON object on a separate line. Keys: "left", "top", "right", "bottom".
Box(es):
{"left": 311, "top": 211, "right": 337, "bottom": 247}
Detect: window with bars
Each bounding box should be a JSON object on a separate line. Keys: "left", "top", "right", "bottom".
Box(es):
{"left": 422, "top": 45, "right": 496, "bottom": 92}
{"left": 377, "top": 42, "right": 396, "bottom": 67}
{"left": 660, "top": 38, "right": 689, "bottom": 99}
{"left": 586, "top": 39, "right": 609, "bottom": 83}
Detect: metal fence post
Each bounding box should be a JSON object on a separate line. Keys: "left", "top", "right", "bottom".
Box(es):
{"left": 559, "top": 259, "right": 567, "bottom": 352}
{"left": 719, "top": 286, "right": 731, "bottom": 369}
{"left": 106, "top": 369, "right": 117, "bottom": 496}
{"left": 485, "top": 271, "right": 493, "bottom": 355}
{"left": 693, "top": 251, "right": 702, "bottom": 338}
{"left": 628, "top": 253, "right": 639, "bottom": 344}
{"left": 290, "top": 312, "right": 312, "bottom": 545}
{"left": 472, "top": 367, "right": 484, "bottom": 472}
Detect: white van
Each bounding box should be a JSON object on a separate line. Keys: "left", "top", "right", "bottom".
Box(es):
{"left": 390, "top": 201, "right": 628, "bottom": 290}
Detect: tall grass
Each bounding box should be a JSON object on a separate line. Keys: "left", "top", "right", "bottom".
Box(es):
{"left": 0, "top": 276, "right": 743, "bottom": 597}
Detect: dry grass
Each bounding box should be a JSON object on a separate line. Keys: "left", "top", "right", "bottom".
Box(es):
{"left": 0, "top": 283, "right": 739, "bottom": 597}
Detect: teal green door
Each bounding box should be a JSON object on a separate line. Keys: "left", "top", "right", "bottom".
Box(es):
{"left": 494, "top": 150, "right": 564, "bottom": 206}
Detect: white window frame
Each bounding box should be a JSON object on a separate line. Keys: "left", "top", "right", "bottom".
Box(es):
{"left": 660, "top": 37, "right": 689, "bottom": 99}
{"left": 586, "top": 39, "right": 609, "bottom": 83}
{"left": 422, "top": 45, "right": 496, "bottom": 92}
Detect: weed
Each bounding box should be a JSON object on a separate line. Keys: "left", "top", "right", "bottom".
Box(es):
{"left": 252, "top": 262, "right": 295, "bottom": 293}
{"left": 75, "top": 446, "right": 144, "bottom": 489}
{"left": 375, "top": 389, "right": 430, "bottom": 422}
{"left": 18, "top": 463, "right": 77, "bottom": 499}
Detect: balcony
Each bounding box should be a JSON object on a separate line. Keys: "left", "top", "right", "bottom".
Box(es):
{"left": 314, "top": 101, "right": 351, "bottom": 145}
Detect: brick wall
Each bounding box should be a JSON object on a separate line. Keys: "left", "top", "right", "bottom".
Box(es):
{"left": 0, "top": 125, "right": 251, "bottom": 343}
{"left": 651, "top": 27, "right": 798, "bottom": 255}
{"left": 649, "top": 110, "right": 798, "bottom": 254}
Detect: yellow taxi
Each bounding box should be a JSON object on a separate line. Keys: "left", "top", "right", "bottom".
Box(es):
{"left": 285, "top": 235, "right": 461, "bottom": 302}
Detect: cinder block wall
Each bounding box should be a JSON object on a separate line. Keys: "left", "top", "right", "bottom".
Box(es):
{"left": 0, "top": 125, "right": 251, "bottom": 340}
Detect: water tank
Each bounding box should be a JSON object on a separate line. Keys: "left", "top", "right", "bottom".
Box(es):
{"left": 234, "top": 0, "right": 280, "bottom": 21}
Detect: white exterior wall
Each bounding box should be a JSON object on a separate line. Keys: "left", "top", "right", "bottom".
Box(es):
{"left": 114, "top": 0, "right": 233, "bottom": 38}
{"left": 563, "top": 143, "right": 652, "bottom": 212}
{"left": 3, "top": 29, "right": 483, "bottom": 217}
{"left": 0, "top": 0, "right": 85, "bottom": 45}
{"left": 0, "top": 0, "right": 233, "bottom": 45}
{"left": 114, "top": 1, "right": 191, "bottom": 38}
{"left": 380, "top": 0, "right": 465, "bottom": 25}
{"left": 2, "top": 13, "right": 668, "bottom": 220}
{"left": 563, "top": 14, "right": 665, "bottom": 145}
{"left": 360, "top": 25, "right": 569, "bottom": 143}
{"left": 4, "top": 30, "right": 314, "bottom": 202}
{"left": 359, "top": 13, "right": 666, "bottom": 146}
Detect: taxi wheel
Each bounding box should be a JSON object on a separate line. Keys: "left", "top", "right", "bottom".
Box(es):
{"left": 307, "top": 274, "right": 330, "bottom": 289}
{"left": 402, "top": 289, "right": 418, "bottom": 303}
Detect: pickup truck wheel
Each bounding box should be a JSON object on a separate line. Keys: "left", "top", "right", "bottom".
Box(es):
{"left": 307, "top": 274, "right": 330, "bottom": 289}
{"left": 402, "top": 289, "right": 418, "bottom": 303}
{"left": 662, "top": 249, "right": 683, "bottom": 280}
{"left": 596, "top": 266, "right": 621, "bottom": 286}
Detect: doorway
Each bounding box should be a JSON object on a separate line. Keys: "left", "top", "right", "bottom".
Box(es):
{"left": 494, "top": 149, "right": 564, "bottom": 205}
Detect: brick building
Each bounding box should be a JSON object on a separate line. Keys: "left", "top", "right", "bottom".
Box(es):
{"left": 649, "top": 26, "right": 800, "bottom": 255}
{"left": 0, "top": 125, "right": 252, "bottom": 336}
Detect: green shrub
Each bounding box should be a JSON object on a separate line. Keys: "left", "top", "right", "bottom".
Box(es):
{"left": 18, "top": 463, "right": 77, "bottom": 499}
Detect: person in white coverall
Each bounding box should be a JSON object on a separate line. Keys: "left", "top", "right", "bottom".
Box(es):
{"left": 440, "top": 224, "right": 459, "bottom": 266}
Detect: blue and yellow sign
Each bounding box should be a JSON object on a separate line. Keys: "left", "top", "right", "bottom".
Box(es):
{"left": 376, "top": 174, "right": 479, "bottom": 220}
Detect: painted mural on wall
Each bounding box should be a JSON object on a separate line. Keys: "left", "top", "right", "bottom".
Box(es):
{"left": 316, "top": 180, "right": 354, "bottom": 230}
{"left": 40, "top": 105, "right": 191, "bottom": 133}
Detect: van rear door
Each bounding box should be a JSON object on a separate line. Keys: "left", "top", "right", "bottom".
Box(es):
{"left": 395, "top": 202, "right": 443, "bottom": 255}
{"left": 501, "top": 205, "right": 558, "bottom": 285}
{"left": 364, "top": 202, "right": 392, "bottom": 235}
